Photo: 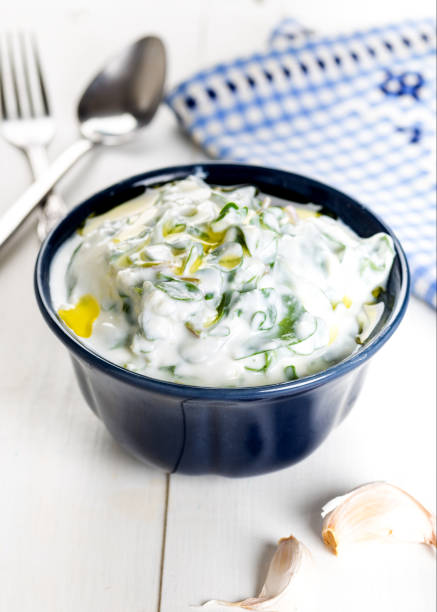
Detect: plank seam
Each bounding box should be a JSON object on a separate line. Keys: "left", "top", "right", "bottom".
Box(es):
{"left": 157, "top": 473, "right": 171, "bottom": 612}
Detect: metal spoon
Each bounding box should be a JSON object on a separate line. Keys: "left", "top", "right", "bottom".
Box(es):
{"left": 0, "top": 35, "right": 166, "bottom": 250}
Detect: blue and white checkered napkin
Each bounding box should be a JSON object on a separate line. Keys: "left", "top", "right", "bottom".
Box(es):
{"left": 166, "top": 19, "right": 437, "bottom": 307}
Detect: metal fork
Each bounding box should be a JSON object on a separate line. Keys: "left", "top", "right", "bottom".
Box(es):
{"left": 0, "top": 32, "right": 67, "bottom": 242}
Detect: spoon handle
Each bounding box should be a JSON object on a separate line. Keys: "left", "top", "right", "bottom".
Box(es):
{"left": 0, "top": 138, "right": 94, "bottom": 251}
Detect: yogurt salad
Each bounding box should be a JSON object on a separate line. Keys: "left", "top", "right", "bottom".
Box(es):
{"left": 51, "top": 175, "right": 395, "bottom": 387}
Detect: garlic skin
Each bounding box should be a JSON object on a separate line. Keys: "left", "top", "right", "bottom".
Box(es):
{"left": 321, "top": 482, "right": 437, "bottom": 555}
{"left": 198, "top": 535, "right": 314, "bottom": 611}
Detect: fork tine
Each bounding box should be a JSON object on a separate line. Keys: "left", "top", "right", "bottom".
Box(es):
{"left": 0, "top": 37, "right": 8, "bottom": 118}
{"left": 1, "top": 32, "right": 51, "bottom": 120}
{"left": 30, "top": 33, "right": 50, "bottom": 116}
{"left": 19, "top": 31, "right": 36, "bottom": 118}
{"left": 7, "top": 33, "right": 23, "bottom": 118}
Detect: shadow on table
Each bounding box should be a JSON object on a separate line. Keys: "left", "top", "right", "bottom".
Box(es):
{"left": 255, "top": 540, "right": 278, "bottom": 594}
{"left": 98, "top": 428, "right": 164, "bottom": 476}
{"left": 297, "top": 485, "right": 351, "bottom": 541}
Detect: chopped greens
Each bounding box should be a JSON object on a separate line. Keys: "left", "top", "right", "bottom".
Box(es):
{"left": 278, "top": 296, "right": 305, "bottom": 342}
{"left": 55, "top": 175, "right": 395, "bottom": 387}
{"left": 284, "top": 365, "right": 298, "bottom": 381}
{"left": 251, "top": 304, "right": 277, "bottom": 331}
{"left": 159, "top": 365, "right": 178, "bottom": 376}
{"left": 215, "top": 202, "right": 239, "bottom": 221}
{"left": 245, "top": 351, "right": 274, "bottom": 373}
{"left": 155, "top": 275, "right": 203, "bottom": 301}
{"left": 209, "top": 291, "right": 234, "bottom": 328}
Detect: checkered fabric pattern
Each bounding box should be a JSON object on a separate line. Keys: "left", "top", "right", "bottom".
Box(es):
{"left": 166, "top": 19, "right": 437, "bottom": 307}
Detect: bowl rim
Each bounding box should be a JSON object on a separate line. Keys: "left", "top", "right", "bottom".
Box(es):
{"left": 34, "top": 162, "right": 410, "bottom": 400}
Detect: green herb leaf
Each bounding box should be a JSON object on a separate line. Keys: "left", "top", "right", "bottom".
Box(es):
{"left": 233, "top": 226, "right": 251, "bottom": 255}
{"left": 208, "top": 290, "right": 234, "bottom": 328}
{"left": 214, "top": 242, "right": 244, "bottom": 271}
{"left": 185, "top": 321, "right": 202, "bottom": 337}
{"left": 119, "top": 294, "right": 137, "bottom": 325}
{"left": 284, "top": 365, "right": 298, "bottom": 381}
{"left": 155, "top": 276, "right": 203, "bottom": 302}
{"left": 251, "top": 311, "right": 266, "bottom": 330}
{"left": 244, "top": 351, "right": 273, "bottom": 373}
{"left": 239, "top": 275, "right": 259, "bottom": 293}
{"left": 208, "top": 325, "right": 230, "bottom": 337}
{"left": 251, "top": 305, "right": 277, "bottom": 331}
{"left": 164, "top": 222, "right": 186, "bottom": 236}
{"left": 360, "top": 257, "right": 386, "bottom": 274}
{"left": 159, "top": 365, "right": 177, "bottom": 376}
{"left": 259, "top": 211, "right": 279, "bottom": 233}
{"left": 265, "top": 305, "right": 277, "bottom": 329}
{"left": 215, "top": 202, "right": 239, "bottom": 221}
{"left": 278, "top": 296, "right": 305, "bottom": 342}
{"left": 321, "top": 232, "right": 346, "bottom": 260}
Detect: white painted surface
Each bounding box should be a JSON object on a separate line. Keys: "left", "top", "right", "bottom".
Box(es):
{"left": 0, "top": 1, "right": 435, "bottom": 611}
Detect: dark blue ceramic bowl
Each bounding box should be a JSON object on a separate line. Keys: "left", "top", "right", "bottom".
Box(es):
{"left": 35, "top": 164, "right": 409, "bottom": 477}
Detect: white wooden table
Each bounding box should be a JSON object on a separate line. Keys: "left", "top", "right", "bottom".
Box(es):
{"left": 1, "top": 1, "right": 435, "bottom": 610}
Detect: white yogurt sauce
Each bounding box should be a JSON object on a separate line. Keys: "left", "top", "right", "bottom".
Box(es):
{"left": 50, "top": 175, "right": 395, "bottom": 387}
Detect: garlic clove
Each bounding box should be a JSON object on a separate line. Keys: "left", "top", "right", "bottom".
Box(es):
{"left": 197, "top": 535, "right": 314, "bottom": 611}
{"left": 321, "top": 482, "right": 436, "bottom": 555}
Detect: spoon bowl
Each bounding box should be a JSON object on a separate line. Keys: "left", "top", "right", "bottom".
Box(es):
{"left": 78, "top": 36, "right": 166, "bottom": 144}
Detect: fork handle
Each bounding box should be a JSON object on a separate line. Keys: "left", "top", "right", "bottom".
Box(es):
{"left": 0, "top": 138, "right": 94, "bottom": 251}
{"left": 25, "top": 145, "right": 69, "bottom": 242}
